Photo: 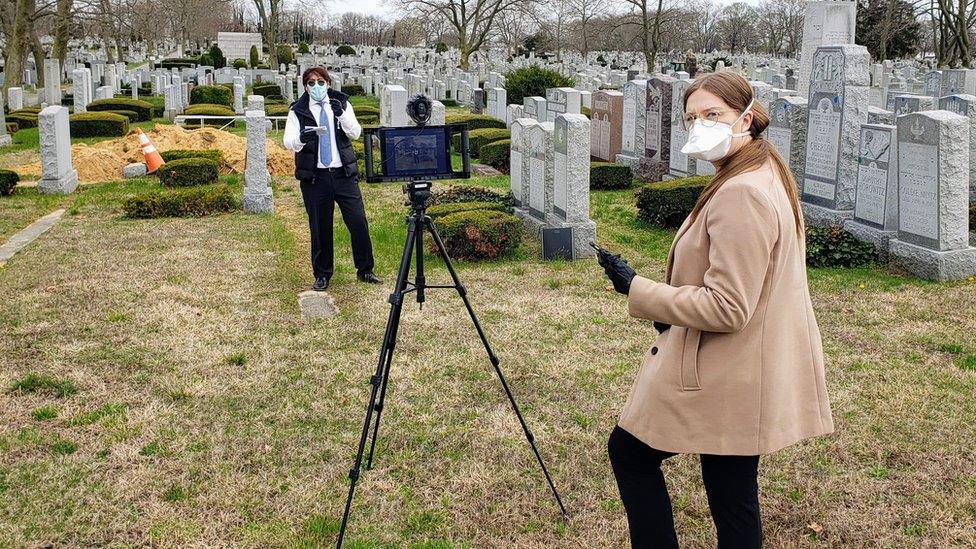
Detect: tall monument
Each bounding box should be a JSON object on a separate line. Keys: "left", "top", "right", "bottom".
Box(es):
{"left": 797, "top": 1, "right": 857, "bottom": 97}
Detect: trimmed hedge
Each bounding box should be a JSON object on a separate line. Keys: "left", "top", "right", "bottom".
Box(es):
{"left": 266, "top": 104, "right": 290, "bottom": 116}
{"left": 805, "top": 225, "right": 878, "bottom": 268}
{"left": 432, "top": 209, "right": 524, "bottom": 260}
{"left": 503, "top": 65, "right": 574, "bottom": 106}
{"left": 68, "top": 112, "right": 129, "bottom": 137}
{"left": 479, "top": 139, "right": 511, "bottom": 172}
{"left": 355, "top": 105, "right": 380, "bottom": 117}
{"left": 252, "top": 83, "right": 281, "bottom": 97}
{"left": 0, "top": 169, "right": 19, "bottom": 196}
{"left": 160, "top": 58, "right": 198, "bottom": 69}
{"left": 427, "top": 201, "right": 508, "bottom": 221}
{"left": 444, "top": 113, "right": 507, "bottom": 131}
{"left": 7, "top": 113, "right": 38, "bottom": 129}
{"left": 590, "top": 162, "right": 633, "bottom": 190}
{"left": 441, "top": 99, "right": 459, "bottom": 108}
{"left": 156, "top": 158, "right": 220, "bottom": 187}
{"left": 106, "top": 109, "right": 140, "bottom": 122}
{"left": 430, "top": 184, "right": 515, "bottom": 208}
{"left": 635, "top": 176, "right": 711, "bottom": 228}
{"left": 11, "top": 106, "right": 41, "bottom": 114}
{"left": 344, "top": 84, "right": 365, "bottom": 96}
{"left": 184, "top": 103, "right": 236, "bottom": 116}
{"left": 160, "top": 149, "right": 224, "bottom": 163}
{"left": 123, "top": 184, "right": 238, "bottom": 218}
{"left": 580, "top": 106, "right": 591, "bottom": 118}
{"left": 87, "top": 98, "right": 155, "bottom": 121}
{"left": 190, "top": 85, "right": 232, "bottom": 106}
{"left": 452, "top": 128, "right": 510, "bottom": 158}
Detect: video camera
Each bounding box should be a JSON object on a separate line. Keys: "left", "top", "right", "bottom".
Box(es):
{"left": 362, "top": 94, "right": 472, "bottom": 184}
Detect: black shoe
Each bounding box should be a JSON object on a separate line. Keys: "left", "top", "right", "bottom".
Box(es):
{"left": 312, "top": 277, "right": 329, "bottom": 291}
{"left": 357, "top": 272, "right": 382, "bottom": 284}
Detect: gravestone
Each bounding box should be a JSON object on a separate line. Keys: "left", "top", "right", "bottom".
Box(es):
{"left": 506, "top": 104, "right": 524, "bottom": 128}
{"left": 71, "top": 68, "right": 92, "bottom": 113}
{"left": 510, "top": 117, "right": 539, "bottom": 216}
{"left": 616, "top": 79, "right": 648, "bottom": 170}
{"left": 552, "top": 113, "right": 597, "bottom": 258}
{"left": 796, "top": 0, "right": 857, "bottom": 97}
{"left": 640, "top": 75, "right": 676, "bottom": 181}
{"left": 768, "top": 96, "right": 809, "bottom": 187}
{"left": 94, "top": 86, "right": 112, "bottom": 100}
{"left": 43, "top": 59, "right": 63, "bottom": 105}
{"left": 38, "top": 106, "right": 79, "bottom": 194}
{"left": 801, "top": 44, "right": 870, "bottom": 227}
{"left": 545, "top": 87, "right": 581, "bottom": 123}
{"left": 867, "top": 106, "right": 895, "bottom": 125}
{"left": 669, "top": 79, "right": 692, "bottom": 177}
{"left": 892, "top": 94, "right": 935, "bottom": 117}
{"left": 8, "top": 88, "right": 24, "bottom": 111}
{"left": 523, "top": 96, "right": 547, "bottom": 121}
{"left": 247, "top": 95, "right": 265, "bottom": 111}
{"left": 590, "top": 90, "right": 623, "bottom": 161}
{"left": 243, "top": 109, "right": 274, "bottom": 213}
{"left": 233, "top": 76, "right": 245, "bottom": 114}
{"left": 843, "top": 123, "right": 899, "bottom": 254}
{"left": 380, "top": 84, "right": 408, "bottom": 126}
{"left": 923, "top": 71, "right": 942, "bottom": 98}
{"left": 524, "top": 122, "right": 554, "bottom": 235}
{"left": 938, "top": 93, "right": 976, "bottom": 202}
{"left": 0, "top": 93, "right": 9, "bottom": 147}
{"left": 888, "top": 110, "right": 976, "bottom": 280}
{"left": 942, "top": 69, "right": 976, "bottom": 96}
{"left": 430, "top": 100, "right": 446, "bottom": 125}
{"left": 471, "top": 89, "right": 485, "bottom": 114}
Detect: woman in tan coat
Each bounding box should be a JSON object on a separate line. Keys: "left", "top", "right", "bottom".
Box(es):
{"left": 597, "top": 72, "right": 834, "bottom": 548}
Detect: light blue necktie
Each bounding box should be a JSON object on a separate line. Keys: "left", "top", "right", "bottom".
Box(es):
{"left": 317, "top": 102, "right": 333, "bottom": 166}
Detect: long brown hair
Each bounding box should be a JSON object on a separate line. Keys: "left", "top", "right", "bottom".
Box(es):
{"left": 682, "top": 72, "right": 803, "bottom": 233}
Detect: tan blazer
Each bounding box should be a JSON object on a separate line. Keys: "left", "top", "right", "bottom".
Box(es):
{"left": 618, "top": 163, "right": 834, "bottom": 455}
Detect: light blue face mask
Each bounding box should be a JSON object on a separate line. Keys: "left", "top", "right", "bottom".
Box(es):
{"left": 308, "top": 81, "right": 328, "bottom": 102}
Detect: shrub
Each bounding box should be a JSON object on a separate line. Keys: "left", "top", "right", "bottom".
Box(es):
{"left": 232, "top": 58, "right": 247, "bottom": 69}
{"left": 635, "top": 176, "right": 711, "bottom": 228}
{"left": 430, "top": 184, "right": 515, "bottom": 208}
{"left": 252, "top": 83, "right": 281, "bottom": 98}
{"left": 452, "top": 127, "right": 510, "bottom": 157}
{"left": 590, "top": 162, "right": 633, "bottom": 190}
{"left": 249, "top": 45, "right": 260, "bottom": 68}
{"left": 190, "top": 84, "right": 232, "bottom": 106}
{"left": 433, "top": 209, "right": 524, "bottom": 260}
{"left": 435, "top": 41, "right": 448, "bottom": 54}
{"left": 160, "top": 58, "right": 197, "bottom": 69}
{"left": 805, "top": 225, "right": 878, "bottom": 268}
{"left": 503, "top": 65, "right": 574, "bottom": 106}
{"left": 184, "top": 103, "right": 235, "bottom": 116}
{"left": 123, "top": 184, "right": 238, "bottom": 218}
{"left": 209, "top": 44, "right": 226, "bottom": 69}
{"left": 106, "top": 109, "right": 140, "bottom": 122}
{"left": 69, "top": 112, "right": 129, "bottom": 137}
{"left": 354, "top": 105, "right": 379, "bottom": 117}
{"left": 0, "top": 169, "right": 20, "bottom": 196}
{"left": 441, "top": 99, "right": 459, "bottom": 108}
{"left": 198, "top": 53, "right": 214, "bottom": 67}
{"left": 343, "top": 84, "right": 365, "bottom": 96}
{"left": 7, "top": 113, "right": 38, "bottom": 129}
{"left": 298, "top": 41, "right": 310, "bottom": 54}
{"left": 581, "top": 106, "right": 591, "bottom": 118}
{"left": 6, "top": 122, "right": 19, "bottom": 134}
{"left": 336, "top": 44, "right": 356, "bottom": 56}
{"left": 160, "top": 149, "right": 224, "bottom": 163}
{"left": 142, "top": 96, "right": 165, "bottom": 118}
{"left": 444, "top": 113, "right": 507, "bottom": 131}
{"left": 427, "top": 201, "right": 509, "bottom": 220}
{"left": 12, "top": 106, "right": 41, "bottom": 114}
{"left": 277, "top": 44, "right": 295, "bottom": 65}
{"left": 479, "top": 139, "right": 511, "bottom": 172}
{"left": 266, "top": 104, "right": 290, "bottom": 116}
{"left": 156, "top": 158, "right": 220, "bottom": 187}
{"left": 87, "top": 98, "right": 155, "bottom": 121}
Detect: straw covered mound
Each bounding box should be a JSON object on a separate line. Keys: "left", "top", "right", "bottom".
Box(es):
{"left": 16, "top": 124, "right": 295, "bottom": 183}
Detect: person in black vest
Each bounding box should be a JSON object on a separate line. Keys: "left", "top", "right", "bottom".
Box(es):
{"left": 283, "top": 67, "right": 381, "bottom": 291}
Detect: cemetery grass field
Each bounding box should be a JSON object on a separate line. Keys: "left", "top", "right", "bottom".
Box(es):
{"left": 2, "top": 166, "right": 976, "bottom": 546}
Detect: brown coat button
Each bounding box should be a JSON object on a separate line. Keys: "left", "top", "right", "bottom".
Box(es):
{"left": 651, "top": 347, "right": 658, "bottom": 355}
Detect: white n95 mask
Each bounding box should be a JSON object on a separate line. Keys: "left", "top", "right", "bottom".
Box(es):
{"left": 680, "top": 99, "right": 754, "bottom": 162}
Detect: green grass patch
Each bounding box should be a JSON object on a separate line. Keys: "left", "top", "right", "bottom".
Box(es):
{"left": 31, "top": 406, "right": 59, "bottom": 421}
{"left": 7, "top": 373, "right": 78, "bottom": 398}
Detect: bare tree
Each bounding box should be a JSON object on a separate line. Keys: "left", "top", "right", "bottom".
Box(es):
{"left": 620, "top": 0, "right": 676, "bottom": 72}
{"left": 567, "top": 0, "right": 610, "bottom": 57}
{"left": 396, "top": 0, "right": 523, "bottom": 69}
{"left": 716, "top": 2, "right": 757, "bottom": 54}
{"left": 494, "top": 3, "right": 535, "bottom": 56}
{"left": 687, "top": 0, "right": 720, "bottom": 53}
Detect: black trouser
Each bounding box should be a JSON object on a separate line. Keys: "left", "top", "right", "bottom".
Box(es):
{"left": 608, "top": 425, "right": 762, "bottom": 549}
{"left": 299, "top": 168, "right": 375, "bottom": 279}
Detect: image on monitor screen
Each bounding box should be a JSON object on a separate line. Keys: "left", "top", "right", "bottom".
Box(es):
{"left": 391, "top": 134, "right": 441, "bottom": 172}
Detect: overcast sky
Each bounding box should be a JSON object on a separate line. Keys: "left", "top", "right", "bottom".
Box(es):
{"left": 329, "top": 0, "right": 767, "bottom": 18}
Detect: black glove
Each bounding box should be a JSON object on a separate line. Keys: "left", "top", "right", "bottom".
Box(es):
{"left": 299, "top": 129, "right": 318, "bottom": 146}
{"left": 329, "top": 98, "right": 345, "bottom": 119}
{"left": 593, "top": 243, "right": 637, "bottom": 295}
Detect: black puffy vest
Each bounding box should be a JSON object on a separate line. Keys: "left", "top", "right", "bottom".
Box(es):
{"left": 290, "top": 88, "right": 358, "bottom": 180}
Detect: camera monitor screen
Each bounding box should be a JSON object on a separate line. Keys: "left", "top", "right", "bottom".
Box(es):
{"left": 363, "top": 124, "right": 471, "bottom": 183}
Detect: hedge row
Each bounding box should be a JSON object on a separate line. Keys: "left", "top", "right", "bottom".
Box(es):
{"left": 430, "top": 184, "right": 514, "bottom": 208}
{"left": 190, "top": 85, "right": 232, "bottom": 107}
{"left": 479, "top": 139, "right": 510, "bottom": 172}
{"left": 427, "top": 201, "right": 509, "bottom": 221}
{"left": 157, "top": 158, "right": 220, "bottom": 187}
{"left": 343, "top": 84, "right": 365, "bottom": 96}
{"left": 184, "top": 103, "right": 235, "bottom": 116}
{"left": 69, "top": 112, "right": 129, "bottom": 137}
{"left": 160, "top": 149, "right": 224, "bottom": 163}
{"left": 252, "top": 84, "right": 281, "bottom": 98}
{"left": 0, "top": 169, "right": 19, "bottom": 196}
{"left": 635, "top": 176, "right": 711, "bottom": 228}
{"left": 106, "top": 109, "right": 140, "bottom": 122}
{"left": 433, "top": 209, "right": 524, "bottom": 260}
{"left": 445, "top": 113, "right": 507, "bottom": 131}
{"left": 123, "top": 184, "right": 237, "bottom": 218}
{"left": 87, "top": 98, "right": 155, "bottom": 121}
{"left": 452, "top": 128, "right": 510, "bottom": 158}
{"left": 805, "top": 225, "right": 878, "bottom": 268}
{"left": 5, "top": 122, "right": 18, "bottom": 134}
{"left": 7, "top": 113, "right": 38, "bottom": 129}
{"left": 590, "top": 162, "right": 633, "bottom": 189}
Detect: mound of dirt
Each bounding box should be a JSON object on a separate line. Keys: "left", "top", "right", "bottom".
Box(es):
{"left": 15, "top": 124, "right": 296, "bottom": 183}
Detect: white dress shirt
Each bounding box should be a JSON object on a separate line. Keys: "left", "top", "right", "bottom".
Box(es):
{"left": 283, "top": 95, "right": 362, "bottom": 169}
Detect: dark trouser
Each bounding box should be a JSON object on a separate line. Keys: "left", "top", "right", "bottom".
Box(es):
{"left": 608, "top": 425, "right": 762, "bottom": 549}
{"left": 299, "top": 168, "right": 375, "bottom": 279}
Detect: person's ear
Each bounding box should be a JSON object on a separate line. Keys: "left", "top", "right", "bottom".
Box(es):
{"left": 739, "top": 111, "right": 753, "bottom": 132}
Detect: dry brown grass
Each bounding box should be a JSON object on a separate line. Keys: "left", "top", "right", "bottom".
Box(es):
{"left": 0, "top": 177, "right": 974, "bottom": 547}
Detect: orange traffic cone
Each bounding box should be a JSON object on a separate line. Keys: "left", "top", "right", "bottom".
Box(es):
{"left": 134, "top": 128, "right": 165, "bottom": 173}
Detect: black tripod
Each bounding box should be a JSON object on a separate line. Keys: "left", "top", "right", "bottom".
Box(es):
{"left": 336, "top": 180, "right": 566, "bottom": 547}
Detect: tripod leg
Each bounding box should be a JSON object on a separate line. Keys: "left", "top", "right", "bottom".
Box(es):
{"left": 423, "top": 217, "right": 568, "bottom": 516}
{"left": 336, "top": 216, "right": 418, "bottom": 548}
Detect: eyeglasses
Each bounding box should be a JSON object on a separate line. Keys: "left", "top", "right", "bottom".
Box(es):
{"left": 307, "top": 79, "right": 328, "bottom": 87}
{"left": 681, "top": 108, "right": 736, "bottom": 131}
